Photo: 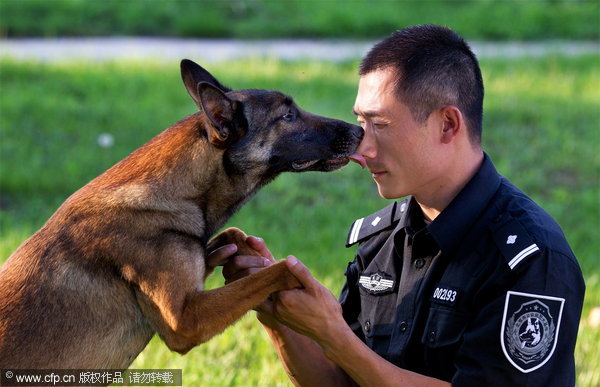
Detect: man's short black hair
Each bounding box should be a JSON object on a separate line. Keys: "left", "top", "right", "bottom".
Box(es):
{"left": 359, "top": 25, "right": 484, "bottom": 143}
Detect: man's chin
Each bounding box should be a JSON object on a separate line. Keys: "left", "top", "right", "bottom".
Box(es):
{"left": 377, "top": 184, "right": 394, "bottom": 199}
{"left": 375, "top": 184, "right": 402, "bottom": 200}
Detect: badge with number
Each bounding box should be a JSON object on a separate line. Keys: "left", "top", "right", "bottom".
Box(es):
{"left": 500, "top": 291, "right": 565, "bottom": 373}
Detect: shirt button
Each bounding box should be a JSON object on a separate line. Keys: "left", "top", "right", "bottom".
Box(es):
{"left": 399, "top": 321, "right": 408, "bottom": 332}
{"left": 415, "top": 258, "right": 425, "bottom": 269}
{"left": 364, "top": 320, "right": 371, "bottom": 333}
{"left": 428, "top": 331, "right": 436, "bottom": 343}
{"left": 400, "top": 202, "right": 407, "bottom": 213}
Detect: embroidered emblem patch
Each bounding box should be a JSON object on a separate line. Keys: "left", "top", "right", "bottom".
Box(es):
{"left": 506, "top": 235, "right": 517, "bottom": 244}
{"left": 359, "top": 272, "right": 395, "bottom": 295}
{"left": 501, "top": 291, "right": 565, "bottom": 373}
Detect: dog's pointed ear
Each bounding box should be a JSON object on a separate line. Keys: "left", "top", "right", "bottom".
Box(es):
{"left": 198, "top": 82, "right": 243, "bottom": 148}
{"left": 181, "top": 59, "right": 231, "bottom": 107}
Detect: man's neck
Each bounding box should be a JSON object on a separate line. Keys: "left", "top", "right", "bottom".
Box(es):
{"left": 416, "top": 150, "right": 484, "bottom": 222}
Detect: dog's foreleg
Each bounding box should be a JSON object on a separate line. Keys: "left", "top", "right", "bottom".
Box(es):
{"left": 135, "top": 259, "right": 300, "bottom": 354}
{"left": 175, "top": 260, "right": 300, "bottom": 352}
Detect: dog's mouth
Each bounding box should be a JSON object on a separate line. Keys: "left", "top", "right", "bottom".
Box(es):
{"left": 292, "top": 160, "right": 320, "bottom": 170}
{"left": 291, "top": 156, "right": 350, "bottom": 171}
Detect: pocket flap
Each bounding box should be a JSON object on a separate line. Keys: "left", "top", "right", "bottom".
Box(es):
{"left": 365, "top": 323, "right": 393, "bottom": 338}
{"left": 421, "top": 307, "right": 468, "bottom": 348}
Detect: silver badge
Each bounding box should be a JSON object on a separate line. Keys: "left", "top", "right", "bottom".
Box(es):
{"left": 359, "top": 272, "right": 395, "bottom": 295}
{"left": 501, "top": 291, "right": 564, "bottom": 373}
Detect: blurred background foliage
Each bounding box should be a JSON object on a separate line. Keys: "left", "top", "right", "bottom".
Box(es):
{"left": 1, "top": 0, "right": 599, "bottom": 40}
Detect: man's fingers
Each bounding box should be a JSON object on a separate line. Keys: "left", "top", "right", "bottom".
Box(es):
{"left": 206, "top": 244, "right": 237, "bottom": 268}
{"left": 222, "top": 255, "right": 271, "bottom": 280}
{"left": 246, "top": 236, "right": 275, "bottom": 262}
{"left": 285, "top": 256, "right": 317, "bottom": 289}
{"left": 224, "top": 267, "right": 265, "bottom": 284}
{"left": 255, "top": 298, "right": 275, "bottom": 316}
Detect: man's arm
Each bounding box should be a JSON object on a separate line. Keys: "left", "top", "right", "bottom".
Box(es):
{"left": 272, "top": 257, "right": 450, "bottom": 387}
{"left": 257, "top": 315, "right": 356, "bottom": 386}
{"left": 208, "top": 237, "right": 354, "bottom": 386}
{"left": 210, "top": 238, "right": 449, "bottom": 386}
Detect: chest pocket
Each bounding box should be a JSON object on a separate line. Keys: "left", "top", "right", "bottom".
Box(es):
{"left": 357, "top": 291, "right": 397, "bottom": 358}
{"left": 420, "top": 306, "right": 468, "bottom": 379}
{"left": 421, "top": 306, "right": 468, "bottom": 348}
{"left": 357, "top": 314, "right": 394, "bottom": 358}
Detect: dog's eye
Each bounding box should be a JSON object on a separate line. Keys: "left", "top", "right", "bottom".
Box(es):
{"left": 282, "top": 110, "right": 295, "bottom": 121}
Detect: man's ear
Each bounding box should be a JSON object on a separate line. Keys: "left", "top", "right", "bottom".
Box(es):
{"left": 439, "top": 105, "right": 463, "bottom": 144}
{"left": 181, "top": 59, "right": 231, "bottom": 108}
{"left": 198, "top": 82, "right": 243, "bottom": 148}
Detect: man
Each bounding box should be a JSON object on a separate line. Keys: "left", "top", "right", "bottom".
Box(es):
{"left": 208, "top": 25, "right": 585, "bottom": 385}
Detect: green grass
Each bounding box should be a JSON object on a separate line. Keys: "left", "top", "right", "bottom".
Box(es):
{"left": 0, "top": 0, "right": 598, "bottom": 40}
{"left": 0, "top": 56, "right": 598, "bottom": 385}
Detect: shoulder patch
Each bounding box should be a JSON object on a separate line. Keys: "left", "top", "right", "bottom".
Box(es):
{"left": 490, "top": 216, "right": 541, "bottom": 270}
{"left": 501, "top": 291, "right": 564, "bottom": 373}
{"left": 346, "top": 200, "right": 407, "bottom": 247}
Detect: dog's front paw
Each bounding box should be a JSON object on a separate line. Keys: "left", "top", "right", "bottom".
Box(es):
{"left": 207, "top": 227, "right": 261, "bottom": 256}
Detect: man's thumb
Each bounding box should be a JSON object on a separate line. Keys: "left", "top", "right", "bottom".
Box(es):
{"left": 285, "top": 256, "right": 316, "bottom": 288}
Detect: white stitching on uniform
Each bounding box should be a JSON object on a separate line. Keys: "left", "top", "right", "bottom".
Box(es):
{"left": 508, "top": 244, "right": 540, "bottom": 269}
{"left": 349, "top": 218, "right": 364, "bottom": 245}
{"left": 371, "top": 216, "right": 381, "bottom": 227}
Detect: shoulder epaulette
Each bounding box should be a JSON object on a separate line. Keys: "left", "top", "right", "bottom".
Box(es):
{"left": 346, "top": 199, "right": 408, "bottom": 247}
{"left": 490, "top": 215, "right": 541, "bottom": 270}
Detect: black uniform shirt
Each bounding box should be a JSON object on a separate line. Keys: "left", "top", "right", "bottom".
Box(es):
{"left": 340, "top": 154, "right": 585, "bottom": 386}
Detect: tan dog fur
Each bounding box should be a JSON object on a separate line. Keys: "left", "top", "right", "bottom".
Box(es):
{"left": 0, "top": 60, "right": 361, "bottom": 370}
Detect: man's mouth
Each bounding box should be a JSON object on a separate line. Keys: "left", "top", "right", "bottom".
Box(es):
{"left": 370, "top": 170, "right": 387, "bottom": 178}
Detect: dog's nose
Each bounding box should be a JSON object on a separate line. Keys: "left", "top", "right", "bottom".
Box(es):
{"left": 349, "top": 124, "right": 364, "bottom": 141}
{"left": 355, "top": 126, "right": 365, "bottom": 140}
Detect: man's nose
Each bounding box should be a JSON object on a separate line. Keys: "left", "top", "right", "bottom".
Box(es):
{"left": 349, "top": 127, "right": 376, "bottom": 169}
{"left": 357, "top": 126, "right": 377, "bottom": 159}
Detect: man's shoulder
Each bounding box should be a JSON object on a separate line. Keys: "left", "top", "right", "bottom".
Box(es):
{"left": 346, "top": 198, "right": 408, "bottom": 247}
{"left": 487, "top": 177, "right": 576, "bottom": 270}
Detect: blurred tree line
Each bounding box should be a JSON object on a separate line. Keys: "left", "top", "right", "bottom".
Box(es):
{"left": 0, "top": 0, "right": 598, "bottom": 40}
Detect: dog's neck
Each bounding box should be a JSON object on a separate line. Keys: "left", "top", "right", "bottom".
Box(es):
{"left": 85, "top": 114, "right": 270, "bottom": 245}
{"left": 197, "top": 174, "right": 266, "bottom": 239}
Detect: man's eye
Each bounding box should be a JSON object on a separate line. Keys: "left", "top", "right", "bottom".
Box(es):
{"left": 282, "top": 110, "right": 295, "bottom": 121}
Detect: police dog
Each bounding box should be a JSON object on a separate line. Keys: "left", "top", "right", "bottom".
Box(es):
{"left": 0, "top": 59, "right": 363, "bottom": 368}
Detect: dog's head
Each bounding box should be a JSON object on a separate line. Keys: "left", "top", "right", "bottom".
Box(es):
{"left": 181, "top": 59, "right": 363, "bottom": 178}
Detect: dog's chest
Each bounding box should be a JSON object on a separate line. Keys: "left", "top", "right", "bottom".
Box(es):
{"left": 106, "top": 304, "right": 155, "bottom": 368}
{"left": 49, "top": 262, "right": 156, "bottom": 368}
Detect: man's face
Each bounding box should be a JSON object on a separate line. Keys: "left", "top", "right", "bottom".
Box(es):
{"left": 353, "top": 68, "right": 442, "bottom": 200}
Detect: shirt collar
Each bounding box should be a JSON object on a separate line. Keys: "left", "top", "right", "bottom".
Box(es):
{"left": 393, "top": 197, "right": 439, "bottom": 255}
{"left": 427, "top": 153, "right": 502, "bottom": 254}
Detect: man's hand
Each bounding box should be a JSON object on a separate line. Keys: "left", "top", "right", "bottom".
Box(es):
{"left": 206, "top": 235, "right": 274, "bottom": 281}
{"left": 220, "top": 236, "right": 275, "bottom": 283}
{"left": 206, "top": 235, "right": 286, "bottom": 327}
{"left": 270, "top": 257, "right": 346, "bottom": 345}
{"left": 205, "top": 243, "right": 238, "bottom": 270}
